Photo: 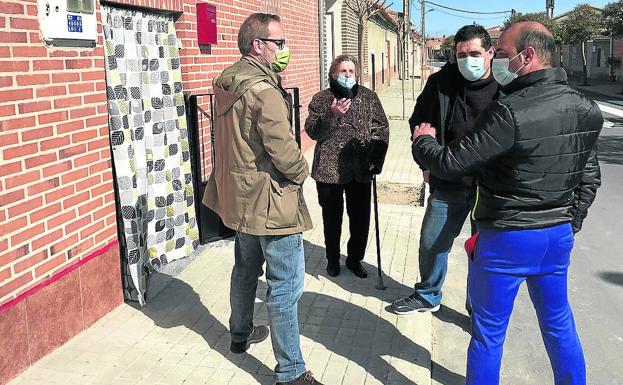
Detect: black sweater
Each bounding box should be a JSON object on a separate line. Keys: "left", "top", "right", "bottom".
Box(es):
{"left": 408, "top": 62, "right": 499, "bottom": 190}
{"left": 446, "top": 73, "right": 499, "bottom": 144}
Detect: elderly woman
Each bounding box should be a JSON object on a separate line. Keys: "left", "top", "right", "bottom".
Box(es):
{"left": 305, "top": 55, "right": 390, "bottom": 278}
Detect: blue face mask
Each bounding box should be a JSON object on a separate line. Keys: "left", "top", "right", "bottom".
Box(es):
{"left": 336, "top": 75, "right": 357, "bottom": 89}
{"left": 492, "top": 50, "right": 525, "bottom": 86}
{"left": 457, "top": 56, "right": 486, "bottom": 81}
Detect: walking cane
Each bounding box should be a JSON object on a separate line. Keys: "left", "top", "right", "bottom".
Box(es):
{"left": 372, "top": 174, "right": 386, "bottom": 290}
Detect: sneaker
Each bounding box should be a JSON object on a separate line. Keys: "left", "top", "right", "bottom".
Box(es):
{"left": 230, "top": 325, "right": 269, "bottom": 353}
{"left": 326, "top": 259, "right": 340, "bottom": 277}
{"left": 391, "top": 295, "right": 440, "bottom": 315}
{"left": 277, "top": 371, "right": 324, "bottom": 385}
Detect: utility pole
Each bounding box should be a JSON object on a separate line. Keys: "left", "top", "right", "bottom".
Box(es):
{"left": 401, "top": 4, "right": 406, "bottom": 120}
{"left": 546, "top": 0, "right": 554, "bottom": 19}
{"left": 411, "top": 26, "right": 415, "bottom": 100}
{"left": 420, "top": 0, "right": 425, "bottom": 90}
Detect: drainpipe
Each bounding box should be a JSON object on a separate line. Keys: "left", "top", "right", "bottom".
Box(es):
{"left": 319, "top": 0, "right": 327, "bottom": 89}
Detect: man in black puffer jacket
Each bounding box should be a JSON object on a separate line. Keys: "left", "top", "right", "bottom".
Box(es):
{"left": 412, "top": 22, "right": 602, "bottom": 385}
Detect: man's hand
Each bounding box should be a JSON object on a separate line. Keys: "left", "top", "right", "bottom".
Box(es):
{"left": 423, "top": 170, "right": 430, "bottom": 184}
{"left": 331, "top": 98, "right": 351, "bottom": 118}
{"left": 413, "top": 122, "right": 436, "bottom": 141}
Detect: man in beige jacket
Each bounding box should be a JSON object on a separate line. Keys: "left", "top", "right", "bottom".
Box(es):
{"left": 203, "top": 13, "right": 321, "bottom": 385}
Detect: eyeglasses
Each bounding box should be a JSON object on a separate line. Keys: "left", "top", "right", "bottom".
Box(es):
{"left": 258, "top": 38, "right": 286, "bottom": 50}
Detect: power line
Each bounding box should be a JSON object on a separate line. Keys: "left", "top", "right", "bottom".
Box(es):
{"left": 427, "top": 6, "right": 510, "bottom": 20}
{"left": 420, "top": 0, "right": 512, "bottom": 15}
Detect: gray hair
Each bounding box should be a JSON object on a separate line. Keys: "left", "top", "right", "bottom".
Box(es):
{"left": 328, "top": 54, "right": 359, "bottom": 81}
{"left": 237, "top": 13, "right": 281, "bottom": 56}
{"left": 516, "top": 30, "right": 556, "bottom": 65}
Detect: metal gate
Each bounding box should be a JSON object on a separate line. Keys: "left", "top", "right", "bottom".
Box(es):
{"left": 185, "top": 88, "right": 302, "bottom": 244}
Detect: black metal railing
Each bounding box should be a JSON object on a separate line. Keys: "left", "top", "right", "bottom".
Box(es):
{"left": 185, "top": 87, "right": 302, "bottom": 244}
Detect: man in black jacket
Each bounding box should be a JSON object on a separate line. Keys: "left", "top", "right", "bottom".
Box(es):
{"left": 391, "top": 25, "right": 498, "bottom": 315}
{"left": 412, "top": 22, "right": 602, "bottom": 385}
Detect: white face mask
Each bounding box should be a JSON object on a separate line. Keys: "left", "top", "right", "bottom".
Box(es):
{"left": 457, "top": 56, "right": 486, "bottom": 82}
{"left": 492, "top": 50, "right": 525, "bottom": 86}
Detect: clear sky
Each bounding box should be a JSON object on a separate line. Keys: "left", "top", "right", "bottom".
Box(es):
{"left": 388, "top": 0, "right": 612, "bottom": 37}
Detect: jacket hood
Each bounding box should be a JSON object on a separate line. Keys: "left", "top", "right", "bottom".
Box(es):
{"left": 213, "top": 56, "right": 279, "bottom": 116}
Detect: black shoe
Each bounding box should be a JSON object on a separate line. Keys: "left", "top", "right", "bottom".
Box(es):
{"left": 277, "top": 371, "right": 324, "bottom": 384}
{"left": 230, "top": 325, "right": 269, "bottom": 353}
{"left": 326, "top": 259, "right": 340, "bottom": 277}
{"left": 346, "top": 260, "right": 368, "bottom": 278}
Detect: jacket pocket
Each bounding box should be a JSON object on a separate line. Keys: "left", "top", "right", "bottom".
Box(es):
{"left": 266, "top": 179, "right": 300, "bottom": 229}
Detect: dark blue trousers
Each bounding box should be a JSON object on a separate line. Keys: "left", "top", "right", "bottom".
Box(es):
{"left": 466, "top": 223, "right": 586, "bottom": 385}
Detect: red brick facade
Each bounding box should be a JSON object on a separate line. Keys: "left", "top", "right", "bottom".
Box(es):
{"left": 0, "top": 0, "right": 320, "bottom": 382}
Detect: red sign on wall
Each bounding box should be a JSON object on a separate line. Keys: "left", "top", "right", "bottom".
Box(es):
{"left": 197, "top": 3, "right": 217, "bottom": 45}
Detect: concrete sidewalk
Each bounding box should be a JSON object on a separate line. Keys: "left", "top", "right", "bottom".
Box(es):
{"left": 568, "top": 76, "right": 623, "bottom": 102}
{"left": 7, "top": 80, "right": 456, "bottom": 385}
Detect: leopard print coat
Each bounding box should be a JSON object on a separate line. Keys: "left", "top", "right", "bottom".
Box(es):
{"left": 305, "top": 85, "right": 389, "bottom": 184}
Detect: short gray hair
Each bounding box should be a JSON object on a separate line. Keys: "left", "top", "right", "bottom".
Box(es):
{"left": 328, "top": 54, "right": 359, "bottom": 81}
{"left": 516, "top": 30, "right": 556, "bottom": 65}
{"left": 237, "top": 13, "right": 281, "bottom": 56}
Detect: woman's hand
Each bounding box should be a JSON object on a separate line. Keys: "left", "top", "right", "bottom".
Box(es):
{"left": 331, "top": 98, "right": 351, "bottom": 118}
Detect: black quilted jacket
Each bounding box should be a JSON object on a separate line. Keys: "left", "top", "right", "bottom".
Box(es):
{"left": 412, "top": 68, "right": 602, "bottom": 232}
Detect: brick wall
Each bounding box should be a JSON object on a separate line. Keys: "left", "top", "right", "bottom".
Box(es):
{"left": 0, "top": 1, "right": 117, "bottom": 305}
{"left": 1, "top": 0, "right": 320, "bottom": 308}
{"left": 341, "top": 4, "right": 359, "bottom": 66}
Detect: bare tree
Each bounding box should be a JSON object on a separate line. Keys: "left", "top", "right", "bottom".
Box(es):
{"left": 344, "top": 0, "right": 393, "bottom": 81}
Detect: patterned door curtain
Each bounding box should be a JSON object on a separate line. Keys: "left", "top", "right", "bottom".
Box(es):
{"left": 102, "top": 6, "right": 199, "bottom": 305}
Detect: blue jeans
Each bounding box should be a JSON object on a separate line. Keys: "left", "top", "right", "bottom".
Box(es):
{"left": 466, "top": 223, "right": 585, "bottom": 385}
{"left": 414, "top": 187, "right": 476, "bottom": 306}
{"left": 230, "top": 231, "right": 306, "bottom": 383}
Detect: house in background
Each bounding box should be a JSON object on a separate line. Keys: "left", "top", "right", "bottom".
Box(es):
{"left": 324, "top": 0, "right": 400, "bottom": 91}
{"left": 553, "top": 5, "right": 623, "bottom": 81}
{"left": 367, "top": 6, "right": 400, "bottom": 90}
{"left": 487, "top": 26, "right": 502, "bottom": 46}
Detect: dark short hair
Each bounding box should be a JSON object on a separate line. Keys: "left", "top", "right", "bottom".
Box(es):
{"left": 454, "top": 24, "right": 492, "bottom": 50}
{"left": 328, "top": 54, "right": 359, "bottom": 80}
{"left": 516, "top": 29, "right": 556, "bottom": 65}
{"left": 237, "top": 13, "right": 281, "bottom": 56}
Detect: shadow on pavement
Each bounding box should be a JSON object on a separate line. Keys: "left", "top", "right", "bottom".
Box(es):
{"left": 304, "top": 239, "right": 471, "bottom": 333}
{"left": 597, "top": 135, "right": 623, "bottom": 166}
{"left": 139, "top": 240, "right": 467, "bottom": 385}
{"left": 140, "top": 278, "right": 274, "bottom": 385}
{"left": 434, "top": 305, "right": 471, "bottom": 335}
{"left": 302, "top": 240, "right": 465, "bottom": 385}
{"left": 298, "top": 292, "right": 464, "bottom": 385}
{"left": 597, "top": 271, "right": 623, "bottom": 287}
{"left": 303, "top": 240, "right": 412, "bottom": 303}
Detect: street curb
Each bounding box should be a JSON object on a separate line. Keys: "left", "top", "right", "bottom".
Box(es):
{"left": 570, "top": 85, "right": 623, "bottom": 102}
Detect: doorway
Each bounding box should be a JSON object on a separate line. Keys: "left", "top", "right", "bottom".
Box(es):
{"left": 102, "top": 5, "right": 199, "bottom": 305}
{"left": 371, "top": 53, "right": 376, "bottom": 91}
